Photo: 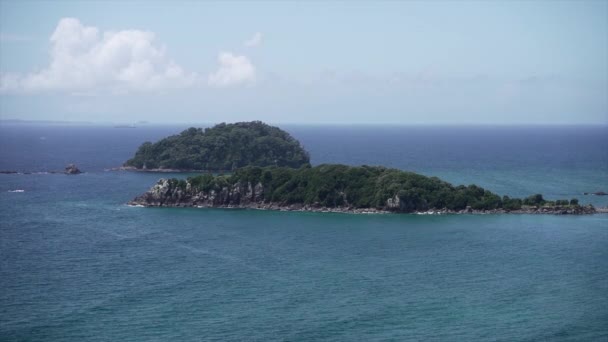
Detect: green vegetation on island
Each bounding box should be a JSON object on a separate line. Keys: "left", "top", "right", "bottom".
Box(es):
{"left": 128, "top": 121, "right": 594, "bottom": 215}
{"left": 151, "top": 164, "right": 584, "bottom": 213}
{"left": 125, "top": 121, "right": 310, "bottom": 171}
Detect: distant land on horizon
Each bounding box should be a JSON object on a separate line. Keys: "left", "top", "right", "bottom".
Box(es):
{"left": 1, "top": 119, "right": 606, "bottom": 127}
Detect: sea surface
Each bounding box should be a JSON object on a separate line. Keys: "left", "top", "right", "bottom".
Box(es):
{"left": 1, "top": 123, "right": 607, "bottom": 341}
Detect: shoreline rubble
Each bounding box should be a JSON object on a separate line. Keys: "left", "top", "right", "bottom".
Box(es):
{"left": 128, "top": 201, "right": 603, "bottom": 215}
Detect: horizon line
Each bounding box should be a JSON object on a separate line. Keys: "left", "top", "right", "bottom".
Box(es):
{"left": 1, "top": 119, "right": 607, "bottom": 127}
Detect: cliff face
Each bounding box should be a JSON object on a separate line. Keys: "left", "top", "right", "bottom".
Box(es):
{"left": 130, "top": 178, "right": 422, "bottom": 211}
{"left": 130, "top": 178, "right": 597, "bottom": 215}
{"left": 131, "top": 178, "right": 266, "bottom": 208}
{"left": 130, "top": 178, "right": 391, "bottom": 213}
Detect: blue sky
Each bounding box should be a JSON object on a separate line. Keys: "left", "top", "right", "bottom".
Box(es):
{"left": 0, "top": 0, "right": 606, "bottom": 124}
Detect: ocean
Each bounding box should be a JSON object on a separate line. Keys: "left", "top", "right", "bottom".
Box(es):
{"left": 1, "top": 123, "right": 607, "bottom": 341}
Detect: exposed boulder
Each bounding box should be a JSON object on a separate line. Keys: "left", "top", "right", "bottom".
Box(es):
{"left": 65, "top": 164, "right": 82, "bottom": 175}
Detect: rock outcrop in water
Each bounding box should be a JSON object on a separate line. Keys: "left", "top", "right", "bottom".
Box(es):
{"left": 64, "top": 164, "right": 82, "bottom": 175}
{"left": 130, "top": 165, "right": 598, "bottom": 215}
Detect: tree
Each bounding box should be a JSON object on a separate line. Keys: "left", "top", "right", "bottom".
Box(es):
{"left": 523, "top": 194, "right": 544, "bottom": 206}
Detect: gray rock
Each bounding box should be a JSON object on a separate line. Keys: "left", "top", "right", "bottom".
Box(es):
{"left": 65, "top": 164, "right": 82, "bottom": 175}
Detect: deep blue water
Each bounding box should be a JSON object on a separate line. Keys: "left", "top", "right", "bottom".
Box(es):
{"left": 1, "top": 124, "right": 607, "bottom": 341}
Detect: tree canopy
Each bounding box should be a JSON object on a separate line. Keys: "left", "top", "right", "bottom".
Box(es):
{"left": 125, "top": 121, "right": 310, "bottom": 170}
{"left": 176, "top": 164, "right": 581, "bottom": 212}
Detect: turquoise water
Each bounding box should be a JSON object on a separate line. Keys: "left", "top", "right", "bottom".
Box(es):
{"left": 1, "top": 124, "right": 607, "bottom": 341}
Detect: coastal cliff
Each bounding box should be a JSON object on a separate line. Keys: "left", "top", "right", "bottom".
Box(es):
{"left": 130, "top": 165, "right": 597, "bottom": 215}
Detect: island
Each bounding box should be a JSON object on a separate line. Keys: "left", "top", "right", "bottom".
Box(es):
{"left": 129, "top": 164, "right": 596, "bottom": 215}
{"left": 124, "top": 121, "right": 310, "bottom": 171}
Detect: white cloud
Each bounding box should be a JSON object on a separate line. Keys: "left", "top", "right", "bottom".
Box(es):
{"left": 208, "top": 52, "right": 256, "bottom": 87}
{"left": 244, "top": 32, "right": 262, "bottom": 48}
{"left": 1, "top": 18, "right": 196, "bottom": 93}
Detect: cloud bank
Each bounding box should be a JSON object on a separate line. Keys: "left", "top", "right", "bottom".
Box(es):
{"left": 1, "top": 18, "right": 258, "bottom": 93}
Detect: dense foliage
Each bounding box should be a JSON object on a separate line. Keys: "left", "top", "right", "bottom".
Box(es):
{"left": 125, "top": 121, "right": 310, "bottom": 170}
{"left": 179, "top": 165, "right": 580, "bottom": 212}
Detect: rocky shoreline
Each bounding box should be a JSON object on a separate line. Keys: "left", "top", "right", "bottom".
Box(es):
{"left": 0, "top": 164, "right": 83, "bottom": 175}
{"left": 129, "top": 178, "right": 602, "bottom": 215}
{"left": 107, "top": 166, "right": 225, "bottom": 173}
{"left": 128, "top": 201, "right": 601, "bottom": 215}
